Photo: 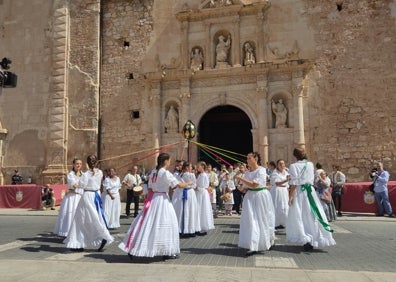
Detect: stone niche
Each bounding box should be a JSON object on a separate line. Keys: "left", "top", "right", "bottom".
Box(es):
{"left": 144, "top": 0, "right": 312, "bottom": 164}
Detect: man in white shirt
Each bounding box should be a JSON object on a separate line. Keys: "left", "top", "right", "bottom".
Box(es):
{"left": 122, "top": 165, "right": 142, "bottom": 218}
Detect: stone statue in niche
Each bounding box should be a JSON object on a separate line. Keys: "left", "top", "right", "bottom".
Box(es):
{"left": 164, "top": 105, "right": 179, "bottom": 133}
{"left": 272, "top": 99, "right": 287, "bottom": 128}
{"left": 243, "top": 42, "right": 255, "bottom": 66}
{"left": 216, "top": 35, "right": 231, "bottom": 68}
{"left": 190, "top": 48, "right": 203, "bottom": 71}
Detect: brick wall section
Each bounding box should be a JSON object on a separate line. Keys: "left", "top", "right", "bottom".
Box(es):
{"left": 99, "top": 0, "right": 154, "bottom": 172}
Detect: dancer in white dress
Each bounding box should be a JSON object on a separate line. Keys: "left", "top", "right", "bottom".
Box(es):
{"left": 273, "top": 159, "right": 290, "bottom": 229}
{"left": 286, "top": 148, "right": 336, "bottom": 251}
{"left": 101, "top": 168, "right": 121, "bottom": 229}
{"left": 234, "top": 152, "right": 275, "bottom": 257}
{"left": 63, "top": 155, "right": 114, "bottom": 252}
{"left": 119, "top": 153, "right": 193, "bottom": 260}
{"left": 172, "top": 162, "right": 199, "bottom": 237}
{"left": 195, "top": 161, "right": 215, "bottom": 236}
{"left": 53, "top": 158, "right": 83, "bottom": 237}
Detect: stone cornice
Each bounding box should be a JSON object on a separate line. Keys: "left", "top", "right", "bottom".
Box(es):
{"left": 176, "top": 2, "right": 270, "bottom": 22}
{"left": 144, "top": 59, "right": 313, "bottom": 83}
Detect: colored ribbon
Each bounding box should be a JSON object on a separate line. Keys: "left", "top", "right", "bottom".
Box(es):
{"left": 125, "top": 192, "right": 154, "bottom": 249}
{"left": 301, "top": 183, "right": 333, "bottom": 233}
{"left": 93, "top": 191, "right": 108, "bottom": 229}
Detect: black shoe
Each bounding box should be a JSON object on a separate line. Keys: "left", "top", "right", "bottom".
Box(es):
{"left": 163, "top": 254, "right": 179, "bottom": 260}
{"left": 70, "top": 248, "right": 84, "bottom": 252}
{"left": 275, "top": 225, "right": 285, "bottom": 230}
{"left": 128, "top": 253, "right": 134, "bottom": 261}
{"left": 197, "top": 232, "right": 207, "bottom": 236}
{"left": 245, "top": 250, "right": 258, "bottom": 257}
{"left": 97, "top": 239, "right": 107, "bottom": 252}
{"left": 337, "top": 212, "right": 343, "bottom": 217}
{"left": 303, "top": 243, "right": 314, "bottom": 252}
{"left": 376, "top": 213, "right": 384, "bottom": 217}
{"left": 388, "top": 214, "right": 395, "bottom": 218}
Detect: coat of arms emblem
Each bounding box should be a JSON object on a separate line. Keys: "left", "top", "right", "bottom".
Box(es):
{"left": 16, "top": 191, "right": 23, "bottom": 202}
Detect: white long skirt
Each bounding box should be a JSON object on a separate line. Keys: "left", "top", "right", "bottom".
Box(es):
{"left": 102, "top": 193, "right": 121, "bottom": 229}
{"left": 195, "top": 188, "right": 215, "bottom": 232}
{"left": 53, "top": 192, "right": 82, "bottom": 237}
{"left": 238, "top": 189, "right": 275, "bottom": 251}
{"left": 274, "top": 186, "right": 289, "bottom": 227}
{"left": 172, "top": 188, "right": 199, "bottom": 234}
{"left": 63, "top": 191, "right": 114, "bottom": 249}
{"left": 119, "top": 193, "right": 179, "bottom": 257}
{"left": 286, "top": 186, "right": 336, "bottom": 248}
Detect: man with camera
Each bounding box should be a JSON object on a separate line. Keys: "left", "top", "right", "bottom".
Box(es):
{"left": 370, "top": 162, "right": 394, "bottom": 218}
{"left": 41, "top": 184, "right": 56, "bottom": 210}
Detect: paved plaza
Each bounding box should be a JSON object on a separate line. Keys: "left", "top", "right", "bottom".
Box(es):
{"left": 0, "top": 206, "right": 396, "bottom": 281}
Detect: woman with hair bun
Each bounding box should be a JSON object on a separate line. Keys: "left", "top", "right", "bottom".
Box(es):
{"left": 53, "top": 158, "right": 83, "bottom": 237}
{"left": 286, "top": 148, "right": 336, "bottom": 251}
{"left": 234, "top": 152, "right": 275, "bottom": 257}
{"left": 63, "top": 154, "right": 114, "bottom": 252}
{"left": 119, "top": 152, "right": 193, "bottom": 260}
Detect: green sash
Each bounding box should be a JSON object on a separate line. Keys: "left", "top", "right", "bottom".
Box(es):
{"left": 301, "top": 183, "right": 333, "bottom": 233}
{"left": 249, "top": 187, "right": 266, "bottom": 191}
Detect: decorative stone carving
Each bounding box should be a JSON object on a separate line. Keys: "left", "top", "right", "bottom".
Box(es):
{"left": 190, "top": 47, "right": 204, "bottom": 71}
{"left": 243, "top": 42, "right": 256, "bottom": 66}
{"left": 272, "top": 99, "right": 288, "bottom": 128}
{"left": 216, "top": 34, "right": 231, "bottom": 68}
{"left": 202, "top": 0, "right": 233, "bottom": 9}
{"left": 164, "top": 105, "right": 179, "bottom": 133}
{"left": 267, "top": 40, "right": 300, "bottom": 62}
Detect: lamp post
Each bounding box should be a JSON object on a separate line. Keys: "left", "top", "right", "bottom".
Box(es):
{"left": 182, "top": 120, "right": 196, "bottom": 162}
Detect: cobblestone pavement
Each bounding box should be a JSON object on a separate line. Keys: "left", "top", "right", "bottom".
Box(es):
{"left": 1, "top": 208, "right": 396, "bottom": 281}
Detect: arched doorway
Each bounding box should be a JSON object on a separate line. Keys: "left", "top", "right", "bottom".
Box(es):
{"left": 198, "top": 105, "right": 252, "bottom": 168}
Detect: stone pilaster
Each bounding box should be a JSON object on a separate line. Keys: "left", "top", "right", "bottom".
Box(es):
{"left": 42, "top": 7, "right": 70, "bottom": 184}
{"left": 232, "top": 18, "right": 241, "bottom": 67}
{"left": 256, "top": 76, "right": 269, "bottom": 164}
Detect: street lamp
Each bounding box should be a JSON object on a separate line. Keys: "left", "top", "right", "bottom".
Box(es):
{"left": 182, "top": 120, "right": 196, "bottom": 162}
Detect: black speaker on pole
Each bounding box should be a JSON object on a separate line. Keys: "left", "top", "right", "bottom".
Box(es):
{"left": 3, "top": 71, "right": 17, "bottom": 88}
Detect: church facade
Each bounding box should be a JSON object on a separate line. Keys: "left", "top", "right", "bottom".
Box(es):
{"left": 0, "top": 0, "right": 395, "bottom": 184}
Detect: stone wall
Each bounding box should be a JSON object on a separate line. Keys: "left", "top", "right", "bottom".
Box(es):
{"left": 302, "top": 0, "right": 396, "bottom": 180}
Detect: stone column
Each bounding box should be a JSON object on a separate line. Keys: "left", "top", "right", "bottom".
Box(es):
{"left": 179, "top": 78, "right": 192, "bottom": 161}
{"left": 293, "top": 78, "right": 305, "bottom": 148}
{"left": 179, "top": 79, "right": 191, "bottom": 126}
{"left": 150, "top": 81, "right": 161, "bottom": 155}
{"left": 232, "top": 18, "right": 241, "bottom": 67}
{"left": 180, "top": 21, "right": 189, "bottom": 69}
{"left": 256, "top": 76, "right": 269, "bottom": 164}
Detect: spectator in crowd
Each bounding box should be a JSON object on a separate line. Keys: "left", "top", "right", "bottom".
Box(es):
{"left": 42, "top": 184, "right": 56, "bottom": 210}
{"left": 330, "top": 165, "right": 346, "bottom": 217}
{"left": 371, "top": 162, "right": 394, "bottom": 218}
{"left": 11, "top": 169, "right": 23, "bottom": 184}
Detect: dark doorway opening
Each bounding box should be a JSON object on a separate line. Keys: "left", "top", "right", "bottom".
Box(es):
{"left": 198, "top": 105, "right": 252, "bottom": 168}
